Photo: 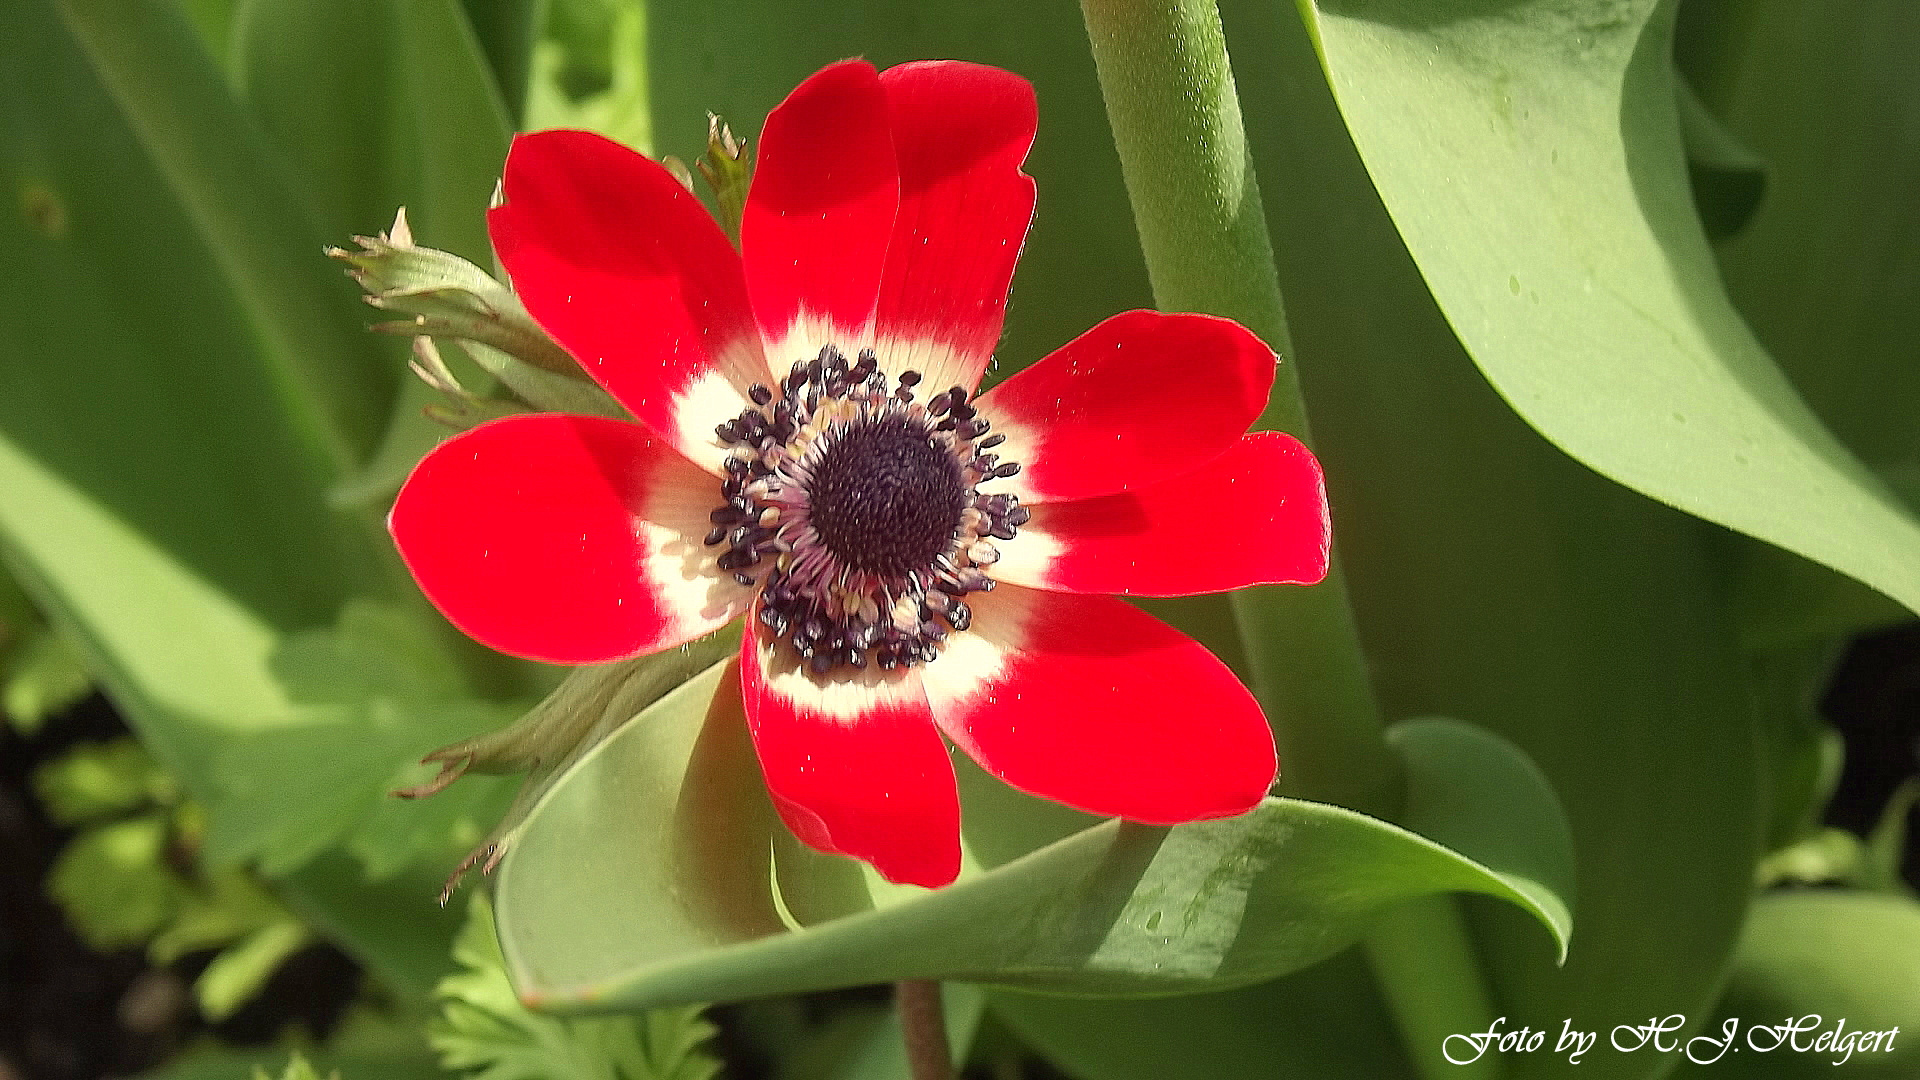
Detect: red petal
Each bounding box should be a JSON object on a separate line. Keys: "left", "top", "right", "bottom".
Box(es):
{"left": 743, "top": 61, "right": 899, "bottom": 363}
{"left": 739, "top": 612, "right": 960, "bottom": 887}
{"left": 389, "top": 414, "right": 750, "bottom": 665}
{"left": 992, "top": 433, "right": 1330, "bottom": 596}
{"left": 871, "top": 61, "right": 1037, "bottom": 395}
{"left": 923, "top": 586, "right": 1275, "bottom": 824}
{"left": 489, "top": 131, "right": 766, "bottom": 473}
{"left": 975, "top": 311, "right": 1277, "bottom": 502}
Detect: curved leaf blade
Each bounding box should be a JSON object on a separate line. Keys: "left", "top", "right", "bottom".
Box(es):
{"left": 1389, "top": 716, "right": 1577, "bottom": 962}
{"left": 494, "top": 662, "right": 1569, "bottom": 1012}
{"left": 1300, "top": 0, "right": 1920, "bottom": 616}
{"left": 1229, "top": 5, "right": 1765, "bottom": 1074}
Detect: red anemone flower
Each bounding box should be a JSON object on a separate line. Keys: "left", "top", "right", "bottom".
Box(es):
{"left": 390, "top": 59, "right": 1331, "bottom": 888}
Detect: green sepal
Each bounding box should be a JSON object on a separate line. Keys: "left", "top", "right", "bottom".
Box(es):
{"left": 398, "top": 626, "right": 741, "bottom": 901}
{"left": 695, "top": 114, "right": 751, "bottom": 243}
{"left": 328, "top": 209, "right": 623, "bottom": 419}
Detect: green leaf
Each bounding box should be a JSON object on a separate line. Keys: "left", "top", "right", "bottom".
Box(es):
{"left": 204, "top": 696, "right": 519, "bottom": 878}
{"left": 1695, "top": 0, "right": 1920, "bottom": 481}
{"left": 1224, "top": 5, "right": 1765, "bottom": 1076}
{"left": 1863, "top": 778, "right": 1920, "bottom": 895}
{"left": 47, "top": 815, "right": 190, "bottom": 948}
{"left": 434, "top": 895, "right": 721, "bottom": 1080}
{"left": 197, "top": 919, "right": 313, "bottom": 1021}
{"left": 525, "top": 0, "right": 652, "bottom": 155}
{"left": 1675, "top": 75, "right": 1765, "bottom": 242}
{"left": 537, "top": 0, "right": 627, "bottom": 103}
{"left": 178, "top": 0, "right": 241, "bottom": 64}
{"left": 251, "top": 1053, "right": 335, "bottom": 1080}
{"left": 992, "top": 948, "right": 1414, "bottom": 1080}
{"left": 150, "top": 868, "right": 291, "bottom": 963}
{"left": 194, "top": 601, "right": 518, "bottom": 878}
{"left": 0, "top": 1, "right": 386, "bottom": 799}
{"left": 279, "top": 855, "right": 473, "bottom": 999}
{"left": 57, "top": 0, "right": 399, "bottom": 470}
{"left": 2, "top": 623, "right": 92, "bottom": 734}
{"left": 234, "top": 0, "right": 508, "bottom": 265}
{"left": 32, "top": 737, "right": 174, "bottom": 824}
{"left": 145, "top": 1007, "right": 444, "bottom": 1080}
{"left": 270, "top": 600, "right": 469, "bottom": 704}
{"left": 1299, "top": 0, "right": 1920, "bottom": 617}
{"left": 1667, "top": 891, "right": 1920, "bottom": 1079}
{"left": 234, "top": 0, "right": 518, "bottom": 530}
{"left": 1387, "top": 717, "right": 1576, "bottom": 955}
{"left": 460, "top": 0, "right": 542, "bottom": 127}
{"left": 492, "top": 661, "right": 1566, "bottom": 1011}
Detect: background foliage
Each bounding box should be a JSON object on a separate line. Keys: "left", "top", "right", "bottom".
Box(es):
{"left": 3, "top": 0, "right": 1918, "bottom": 1077}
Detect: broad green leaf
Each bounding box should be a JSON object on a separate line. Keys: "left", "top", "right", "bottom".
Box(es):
{"left": 459, "top": 0, "right": 542, "bottom": 126}
{"left": 1687, "top": 0, "right": 1920, "bottom": 650}
{"left": 1220, "top": 4, "right": 1764, "bottom": 1076}
{"left": 179, "top": 0, "right": 241, "bottom": 64}
{"left": 493, "top": 660, "right": 1566, "bottom": 1011}
{"left": 236, "top": 0, "right": 516, "bottom": 521}
{"left": 203, "top": 699, "right": 513, "bottom": 876}
{"left": 992, "top": 948, "right": 1413, "bottom": 1080}
{"left": 1695, "top": 0, "right": 1920, "bottom": 479}
{"left": 235, "top": 0, "right": 508, "bottom": 263}
{"left": 57, "top": 0, "right": 398, "bottom": 469}
{"left": 1298, "top": 0, "right": 1920, "bottom": 617}
{"left": 1667, "top": 891, "right": 1920, "bottom": 1079}
{"left": 434, "top": 895, "right": 721, "bottom": 1080}
{"left": 1, "top": 0, "right": 366, "bottom": 793}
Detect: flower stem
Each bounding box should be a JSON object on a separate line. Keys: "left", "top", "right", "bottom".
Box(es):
{"left": 1075, "top": 0, "right": 1393, "bottom": 815}
{"left": 1078, "top": 6, "right": 1502, "bottom": 1079}
{"left": 896, "top": 979, "right": 955, "bottom": 1080}
{"left": 1364, "top": 896, "right": 1506, "bottom": 1079}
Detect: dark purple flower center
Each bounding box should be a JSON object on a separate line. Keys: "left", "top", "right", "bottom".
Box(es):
{"left": 706, "top": 345, "right": 1028, "bottom": 675}
{"left": 804, "top": 413, "right": 967, "bottom": 576}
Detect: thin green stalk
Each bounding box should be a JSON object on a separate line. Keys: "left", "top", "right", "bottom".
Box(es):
{"left": 1363, "top": 897, "right": 1505, "bottom": 1080}
{"left": 1077, "top": 4, "right": 1500, "bottom": 1077}
{"left": 1076, "top": 0, "right": 1392, "bottom": 815}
